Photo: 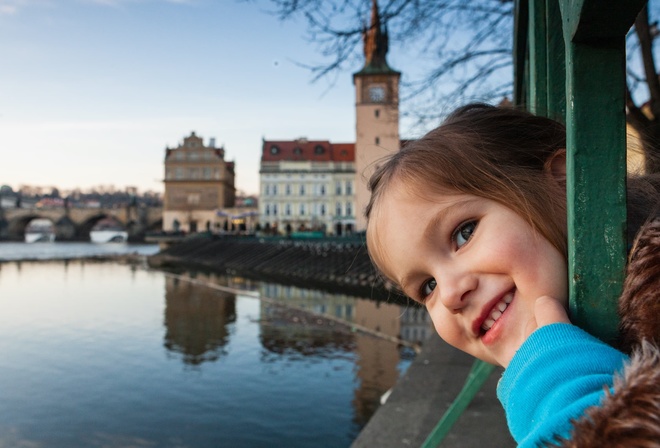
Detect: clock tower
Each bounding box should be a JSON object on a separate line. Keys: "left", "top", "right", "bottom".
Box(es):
{"left": 353, "top": 0, "right": 400, "bottom": 231}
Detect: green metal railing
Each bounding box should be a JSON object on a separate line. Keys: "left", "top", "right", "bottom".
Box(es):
{"left": 422, "top": 1, "right": 646, "bottom": 445}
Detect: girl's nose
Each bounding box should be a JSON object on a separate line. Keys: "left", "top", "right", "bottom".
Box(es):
{"left": 438, "top": 271, "right": 477, "bottom": 312}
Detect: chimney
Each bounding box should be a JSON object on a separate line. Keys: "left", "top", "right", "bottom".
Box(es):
{"left": 209, "top": 137, "right": 216, "bottom": 148}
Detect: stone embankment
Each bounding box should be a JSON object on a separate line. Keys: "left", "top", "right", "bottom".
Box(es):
{"left": 148, "top": 234, "right": 399, "bottom": 300}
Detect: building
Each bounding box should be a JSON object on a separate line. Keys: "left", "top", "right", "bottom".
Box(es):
{"left": 353, "top": 0, "right": 401, "bottom": 231}
{"left": 163, "top": 132, "right": 235, "bottom": 233}
{"left": 259, "top": 0, "right": 400, "bottom": 235}
{"left": 260, "top": 139, "right": 356, "bottom": 236}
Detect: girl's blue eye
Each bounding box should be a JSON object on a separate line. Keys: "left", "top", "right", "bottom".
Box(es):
{"left": 421, "top": 278, "right": 437, "bottom": 298}
{"left": 454, "top": 221, "right": 477, "bottom": 248}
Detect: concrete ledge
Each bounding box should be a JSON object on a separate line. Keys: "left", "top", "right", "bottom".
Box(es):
{"left": 351, "top": 335, "right": 515, "bottom": 448}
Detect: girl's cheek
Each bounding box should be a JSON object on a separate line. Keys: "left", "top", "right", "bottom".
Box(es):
{"left": 429, "top": 308, "right": 461, "bottom": 347}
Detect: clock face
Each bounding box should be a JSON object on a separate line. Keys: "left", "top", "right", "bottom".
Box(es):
{"left": 369, "top": 86, "right": 386, "bottom": 103}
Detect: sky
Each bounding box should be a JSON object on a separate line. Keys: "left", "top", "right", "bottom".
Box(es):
{"left": 1, "top": 0, "right": 403, "bottom": 196}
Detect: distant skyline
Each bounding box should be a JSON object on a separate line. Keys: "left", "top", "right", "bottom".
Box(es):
{"left": 1, "top": 0, "right": 422, "bottom": 195}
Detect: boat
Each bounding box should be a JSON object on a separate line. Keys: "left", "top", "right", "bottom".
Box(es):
{"left": 25, "top": 219, "right": 56, "bottom": 243}
{"left": 90, "top": 218, "right": 128, "bottom": 243}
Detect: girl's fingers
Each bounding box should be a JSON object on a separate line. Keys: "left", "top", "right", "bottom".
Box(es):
{"left": 534, "top": 295, "right": 571, "bottom": 327}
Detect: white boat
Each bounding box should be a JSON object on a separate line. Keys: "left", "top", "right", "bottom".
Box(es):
{"left": 90, "top": 218, "right": 128, "bottom": 243}
{"left": 90, "top": 229, "right": 129, "bottom": 243}
{"left": 25, "top": 219, "right": 55, "bottom": 243}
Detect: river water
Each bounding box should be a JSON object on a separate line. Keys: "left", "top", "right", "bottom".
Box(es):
{"left": 0, "top": 242, "right": 433, "bottom": 448}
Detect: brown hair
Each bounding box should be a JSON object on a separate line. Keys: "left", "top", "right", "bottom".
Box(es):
{"left": 366, "top": 103, "right": 569, "bottom": 258}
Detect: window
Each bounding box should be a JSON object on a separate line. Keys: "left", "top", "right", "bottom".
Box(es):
{"left": 273, "top": 185, "right": 278, "bottom": 195}
{"left": 346, "top": 181, "right": 352, "bottom": 195}
{"left": 346, "top": 202, "right": 352, "bottom": 217}
{"left": 320, "top": 184, "right": 326, "bottom": 195}
{"left": 336, "top": 202, "right": 342, "bottom": 216}
{"left": 300, "top": 184, "right": 305, "bottom": 195}
{"left": 203, "top": 167, "right": 212, "bottom": 179}
{"left": 285, "top": 203, "right": 291, "bottom": 216}
{"left": 175, "top": 151, "right": 185, "bottom": 161}
{"left": 270, "top": 145, "right": 280, "bottom": 155}
{"left": 286, "top": 184, "right": 291, "bottom": 195}
{"left": 335, "top": 181, "right": 341, "bottom": 195}
{"left": 188, "top": 152, "right": 199, "bottom": 161}
{"left": 265, "top": 204, "right": 270, "bottom": 216}
{"left": 175, "top": 168, "right": 184, "bottom": 179}
{"left": 375, "top": 109, "right": 380, "bottom": 118}
{"left": 314, "top": 145, "right": 325, "bottom": 155}
{"left": 265, "top": 184, "right": 270, "bottom": 196}
{"left": 293, "top": 147, "right": 302, "bottom": 155}
{"left": 187, "top": 193, "right": 200, "bottom": 205}
{"left": 273, "top": 204, "right": 278, "bottom": 215}
{"left": 375, "top": 136, "right": 380, "bottom": 145}
{"left": 320, "top": 204, "right": 326, "bottom": 216}
{"left": 300, "top": 203, "right": 305, "bottom": 215}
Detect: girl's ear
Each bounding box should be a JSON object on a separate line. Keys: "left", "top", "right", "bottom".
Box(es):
{"left": 544, "top": 149, "right": 567, "bottom": 184}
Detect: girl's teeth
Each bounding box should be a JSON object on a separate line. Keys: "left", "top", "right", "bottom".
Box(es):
{"left": 481, "top": 293, "right": 514, "bottom": 332}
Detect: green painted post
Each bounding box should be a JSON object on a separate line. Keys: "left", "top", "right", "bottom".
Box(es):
{"left": 513, "top": 0, "right": 529, "bottom": 107}
{"left": 545, "top": 0, "right": 565, "bottom": 122}
{"left": 420, "top": 360, "right": 495, "bottom": 448}
{"left": 529, "top": 0, "right": 548, "bottom": 115}
{"left": 559, "top": 0, "right": 646, "bottom": 343}
{"left": 564, "top": 39, "right": 627, "bottom": 343}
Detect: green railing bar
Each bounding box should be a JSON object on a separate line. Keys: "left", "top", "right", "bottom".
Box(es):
{"left": 545, "top": 0, "right": 565, "bottom": 122}
{"left": 513, "top": 0, "right": 528, "bottom": 107}
{"left": 420, "top": 360, "right": 495, "bottom": 448}
{"left": 564, "top": 39, "right": 627, "bottom": 344}
{"left": 559, "top": 0, "right": 645, "bottom": 343}
{"left": 529, "top": 0, "right": 548, "bottom": 116}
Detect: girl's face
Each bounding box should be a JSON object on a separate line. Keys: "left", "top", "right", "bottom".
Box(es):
{"left": 368, "top": 181, "right": 568, "bottom": 367}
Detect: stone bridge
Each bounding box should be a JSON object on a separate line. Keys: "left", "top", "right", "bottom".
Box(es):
{"left": 0, "top": 205, "right": 162, "bottom": 241}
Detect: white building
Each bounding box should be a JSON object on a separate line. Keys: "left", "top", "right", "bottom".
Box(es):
{"left": 259, "top": 139, "right": 356, "bottom": 236}
{"left": 258, "top": 0, "right": 401, "bottom": 235}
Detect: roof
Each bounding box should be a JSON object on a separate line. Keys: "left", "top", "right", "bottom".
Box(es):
{"left": 261, "top": 140, "right": 355, "bottom": 162}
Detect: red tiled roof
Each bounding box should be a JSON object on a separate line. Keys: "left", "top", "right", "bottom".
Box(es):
{"left": 262, "top": 140, "right": 355, "bottom": 162}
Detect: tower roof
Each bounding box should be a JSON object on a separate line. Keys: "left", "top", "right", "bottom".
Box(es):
{"left": 354, "top": 0, "right": 399, "bottom": 76}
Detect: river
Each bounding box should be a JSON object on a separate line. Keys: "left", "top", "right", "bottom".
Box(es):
{"left": 0, "top": 242, "right": 433, "bottom": 447}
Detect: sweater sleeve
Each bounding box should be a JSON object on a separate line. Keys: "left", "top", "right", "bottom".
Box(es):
{"left": 496, "top": 323, "right": 628, "bottom": 447}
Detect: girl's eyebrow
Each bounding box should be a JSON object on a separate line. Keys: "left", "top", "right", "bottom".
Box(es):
{"left": 397, "top": 198, "right": 478, "bottom": 298}
{"left": 422, "top": 198, "right": 478, "bottom": 241}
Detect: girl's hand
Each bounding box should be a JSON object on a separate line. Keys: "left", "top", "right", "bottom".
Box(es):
{"left": 520, "top": 296, "right": 571, "bottom": 355}
{"left": 500, "top": 296, "right": 571, "bottom": 368}
{"left": 534, "top": 295, "right": 571, "bottom": 327}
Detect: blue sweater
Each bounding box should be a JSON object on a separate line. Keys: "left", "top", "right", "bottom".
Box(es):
{"left": 496, "top": 324, "right": 628, "bottom": 447}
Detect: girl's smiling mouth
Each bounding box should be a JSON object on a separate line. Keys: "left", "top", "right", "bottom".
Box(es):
{"left": 474, "top": 289, "right": 515, "bottom": 338}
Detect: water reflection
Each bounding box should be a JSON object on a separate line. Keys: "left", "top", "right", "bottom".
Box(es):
{"left": 163, "top": 275, "right": 237, "bottom": 365}
{"left": 0, "top": 260, "right": 436, "bottom": 447}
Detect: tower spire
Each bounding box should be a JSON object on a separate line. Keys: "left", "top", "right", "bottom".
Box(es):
{"left": 361, "top": 0, "right": 393, "bottom": 73}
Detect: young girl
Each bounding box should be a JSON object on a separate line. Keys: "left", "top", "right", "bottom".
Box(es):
{"left": 365, "top": 103, "right": 660, "bottom": 447}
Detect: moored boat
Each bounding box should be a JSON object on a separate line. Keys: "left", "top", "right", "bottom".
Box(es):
{"left": 25, "top": 219, "right": 55, "bottom": 243}
{"left": 90, "top": 218, "right": 128, "bottom": 243}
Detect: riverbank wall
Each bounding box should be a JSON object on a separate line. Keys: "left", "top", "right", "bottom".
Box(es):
{"left": 147, "top": 234, "right": 400, "bottom": 301}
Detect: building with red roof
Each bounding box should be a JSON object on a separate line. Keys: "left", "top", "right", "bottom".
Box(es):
{"left": 259, "top": 0, "right": 401, "bottom": 235}
{"left": 260, "top": 138, "right": 356, "bottom": 235}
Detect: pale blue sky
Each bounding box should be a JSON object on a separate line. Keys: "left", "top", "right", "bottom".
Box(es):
{"left": 1, "top": 0, "right": 404, "bottom": 195}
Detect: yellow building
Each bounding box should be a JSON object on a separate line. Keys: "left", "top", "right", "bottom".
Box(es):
{"left": 163, "top": 132, "right": 235, "bottom": 233}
